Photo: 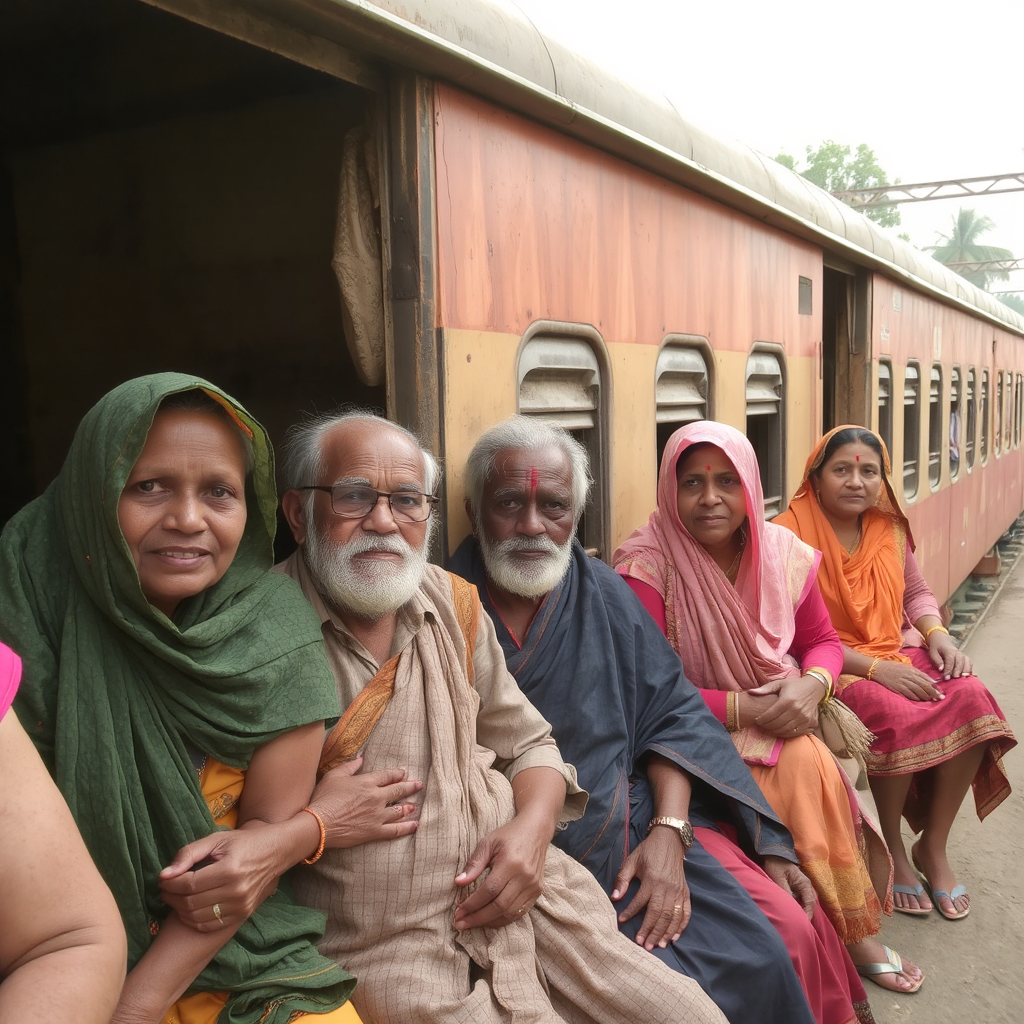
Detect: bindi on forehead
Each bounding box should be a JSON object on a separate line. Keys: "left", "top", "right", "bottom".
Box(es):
{"left": 855, "top": 455, "right": 860, "bottom": 462}
{"left": 530, "top": 466, "right": 539, "bottom": 493}
{"left": 706, "top": 465, "right": 711, "bottom": 472}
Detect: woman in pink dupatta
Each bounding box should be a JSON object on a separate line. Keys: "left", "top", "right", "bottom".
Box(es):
{"left": 614, "top": 421, "right": 922, "bottom": 995}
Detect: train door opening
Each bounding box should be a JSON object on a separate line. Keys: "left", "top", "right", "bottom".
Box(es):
{"left": 820, "top": 264, "right": 870, "bottom": 432}
{"left": 0, "top": 0, "right": 391, "bottom": 543}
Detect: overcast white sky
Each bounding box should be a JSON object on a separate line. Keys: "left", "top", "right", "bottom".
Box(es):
{"left": 513, "top": 0, "right": 1024, "bottom": 294}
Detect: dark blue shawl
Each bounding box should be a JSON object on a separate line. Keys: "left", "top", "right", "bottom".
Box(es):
{"left": 450, "top": 539, "right": 796, "bottom": 890}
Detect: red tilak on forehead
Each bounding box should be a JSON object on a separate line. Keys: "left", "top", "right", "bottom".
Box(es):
{"left": 855, "top": 455, "right": 860, "bottom": 462}
{"left": 530, "top": 466, "right": 539, "bottom": 492}
{"left": 706, "top": 465, "right": 712, "bottom": 472}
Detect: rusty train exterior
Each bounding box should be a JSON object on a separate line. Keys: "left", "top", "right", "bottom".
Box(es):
{"left": 2, "top": 0, "right": 1021, "bottom": 604}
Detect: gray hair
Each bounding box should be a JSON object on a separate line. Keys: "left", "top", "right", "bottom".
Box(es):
{"left": 465, "top": 415, "right": 591, "bottom": 522}
{"left": 281, "top": 408, "right": 441, "bottom": 497}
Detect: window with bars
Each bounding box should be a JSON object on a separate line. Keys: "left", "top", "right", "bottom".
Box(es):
{"left": 878, "top": 360, "right": 893, "bottom": 457}
{"left": 981, "top": 370, "right": 990, "bottom": 462}
{"left": 518, "top": 333, "right": 606, "bottom": 556}
{"left": 655, "top": 341, "right": 710, "bottom": 469}
{"left": 745, "top": 349, "right": 785, "bottom": 518}
{"left": 903, "top": 363, "right": 920, "bottom": 500}
{"left": 996, "top": 371, "right": 1004, "bottom": 456}
{"left": 929, "top": 365, "right": 942, "bottom": 489}
{"left": 949, "top": 366, "right": 961, "bottom": 479}
{"left": 965, "top": 368, "right": 976, "bottom": 470}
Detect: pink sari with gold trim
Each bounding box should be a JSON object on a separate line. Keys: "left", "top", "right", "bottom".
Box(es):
{"left": 615, "top": 422, "right": 888, "bottom": 943}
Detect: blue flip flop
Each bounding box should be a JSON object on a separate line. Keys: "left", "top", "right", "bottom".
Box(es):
{"left": 930, "top": 884, "right": 970, "bottom": 920}
{"left": 892, "top": 883, "right": 932, "bottom": 916}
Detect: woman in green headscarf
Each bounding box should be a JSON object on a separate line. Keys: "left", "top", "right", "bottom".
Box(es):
{"left": 0, "top": 373, "right": 361, "bottom": 1024}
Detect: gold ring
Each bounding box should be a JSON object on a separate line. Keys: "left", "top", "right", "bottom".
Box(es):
{"left": 516, "top": 905, "right": 529, "bottom": 916}
{"left": 212, "top": 903, "right": 223, "bottom": 922}
{"left": 673, "top": 904, "right": 682, "bottom": 912}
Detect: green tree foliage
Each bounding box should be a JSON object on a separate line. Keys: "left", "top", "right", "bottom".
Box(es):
{"left": 926, "top": 209, "right": 1014, "bottom": 290}
{"left": 774, "top": 141, "right": 901, "bottom": 228}
{"left": 998, "top": 293, "right": 1024, "bottom": 316}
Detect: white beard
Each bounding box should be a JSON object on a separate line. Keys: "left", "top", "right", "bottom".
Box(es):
{"left": 479, "top": 532, "right": 573, "bottom": 598}
{"left": 304, "top": 520, "right": 432, "bottom": 619}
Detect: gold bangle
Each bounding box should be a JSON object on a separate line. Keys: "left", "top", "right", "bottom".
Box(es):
{"left": 924, "top": 625, "right": 949, "bottom": 642}
{"left": 726, "top": 692, "right": 740, "bottom": 733}
{"left": 804, "top": 668, "right": 833, "bottom": 705}
{"left": 865, "top": 658, "right": 880, "bottom": 681}
{"left": 300, "top": 806, "right": 327, "bottom": 865}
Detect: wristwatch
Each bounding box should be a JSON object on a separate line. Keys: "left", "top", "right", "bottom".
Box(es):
{"left": 647, "top": 815, "right": 695, "bottom": 851}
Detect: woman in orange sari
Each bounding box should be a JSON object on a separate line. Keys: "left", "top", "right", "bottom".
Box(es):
{"left": 615, "top": 421, "right": 920, "bottom": 998}
{"left": 775, "top": 425, "right": 1016, "bottom": 921}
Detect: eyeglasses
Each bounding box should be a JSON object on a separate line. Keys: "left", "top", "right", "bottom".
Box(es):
{"left": 296, "top": 485, "right": 438, "bottom": 522}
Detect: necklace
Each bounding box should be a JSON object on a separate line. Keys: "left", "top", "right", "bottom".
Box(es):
{"left": 724, "top": 528, "right": 746, "bottom": 584}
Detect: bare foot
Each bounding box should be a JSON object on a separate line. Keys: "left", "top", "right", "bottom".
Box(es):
{"left": 848, "top": 938, "right": 924, "bottom": 993}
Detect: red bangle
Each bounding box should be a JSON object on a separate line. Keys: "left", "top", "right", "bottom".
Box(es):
{"left": 300, "top": 806, "right": 326, "bottom": 865}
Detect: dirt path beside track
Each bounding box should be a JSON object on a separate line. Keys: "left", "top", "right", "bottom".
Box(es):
{"left": 863, "top": 556, "right": 1023, "bottom": 1023}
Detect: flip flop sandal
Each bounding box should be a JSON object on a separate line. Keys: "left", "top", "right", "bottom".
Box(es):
{"left": 855, "top": 945, "right": 924, "bottom": 994}
{"left": 930, "top": 885, "right": 970, "bottom": 921}
{"left": 912, "top": 852, "right": 970, "bottom": 920}
{"left": 892, "top": 883, "right": 932, "bottom": 916}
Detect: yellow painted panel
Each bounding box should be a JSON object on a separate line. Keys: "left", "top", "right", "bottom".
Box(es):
{"left": 441, "top": 328, "right": 520, "bottom": 552}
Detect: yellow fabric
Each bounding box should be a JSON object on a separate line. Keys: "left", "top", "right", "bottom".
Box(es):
{"left": 161, "top": 762, "right": 363, "bottom": 1024}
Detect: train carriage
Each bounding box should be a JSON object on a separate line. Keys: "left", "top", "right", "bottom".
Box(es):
{"left": 2, "top": 0, "right": 1021, "bottom": 604}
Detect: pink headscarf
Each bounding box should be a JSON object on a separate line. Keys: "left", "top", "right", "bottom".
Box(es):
{"left": 1, "top": 641, "right": 22, "bottom": 720}
{"left": 614, "top": 421, "right": 819, "bottom": 693}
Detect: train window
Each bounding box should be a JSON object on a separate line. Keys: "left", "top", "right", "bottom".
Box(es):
{"left": 877, "top": 360, "right": 893, "bottom": 456}
{"left": 1011, "top": 372, "right": 1019, "bottom": 444}
{"left": 1007, "top": 373, "right": 1014, "bottom": 450}
{"left": 965, "top": 368, "right": 976, "bottom": 470}
{"left": 903, "top": 363, "right": 920, "bottom": 500}
{"left": 745, "top": 349, "right": 785, "bottom": 518}
{"left": 518, "top": 332, "right": 607, "bottom": 557}
{"left": 655, "top": 341, "right": 711, "bottom": 468}
{"left": 980, "top": 370, "right": 990, "bottom": 462}
{"left": 928, "top": 365, "right": 942, "bottom": 489}
{"left": 995, "top": 371, "right": 1004, "bottom": 455}
{"left": 949, "top": 366, "right": 962, "bottom": 480}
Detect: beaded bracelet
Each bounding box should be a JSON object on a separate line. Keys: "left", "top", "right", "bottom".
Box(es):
{"left": 924, "top": 625, "right": 950, "bottom": 642}
{"left": 300, "top": 806, "right": 327, "bottom": 865}
{"left": 865, "top": 658, "right": 881, "bottom": 682}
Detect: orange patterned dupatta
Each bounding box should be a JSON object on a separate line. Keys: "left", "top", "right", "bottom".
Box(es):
{"left": 774, "top": 425, "right": 913, "bottom": 666}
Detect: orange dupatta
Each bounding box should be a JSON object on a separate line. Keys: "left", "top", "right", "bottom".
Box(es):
{"left": 774, "top": 425, "right": 912, "bottom": 664}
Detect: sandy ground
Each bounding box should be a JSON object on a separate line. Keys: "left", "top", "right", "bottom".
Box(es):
{"left": 858, "top": 557, "right": 1024, "bottom": 1024}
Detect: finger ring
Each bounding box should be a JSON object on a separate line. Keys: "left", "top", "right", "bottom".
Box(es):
{"left": 516, "top": 905, "right": 529, "bottom": 916}
{"left": 212, "top": 903, "right": 223, "bottom": 922}
{"left": 673, "top": 904, "right": 682, "bottom": 912}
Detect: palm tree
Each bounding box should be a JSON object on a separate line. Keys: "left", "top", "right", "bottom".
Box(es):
{"left": 926, "top": 208, "right": 1014, "bottom": 290}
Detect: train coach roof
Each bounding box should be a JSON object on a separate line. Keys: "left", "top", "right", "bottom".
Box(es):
{"left": 276, "top": 0, "right": 1023, "bottom": 334}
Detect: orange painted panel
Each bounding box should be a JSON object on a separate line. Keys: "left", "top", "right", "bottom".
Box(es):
{"left": 433, "top": 86, "right": 821, "bottom": 356}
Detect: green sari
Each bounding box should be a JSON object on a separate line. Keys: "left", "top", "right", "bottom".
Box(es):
{"left": 0, "top": 373, "right": 353, "bottom": 1022}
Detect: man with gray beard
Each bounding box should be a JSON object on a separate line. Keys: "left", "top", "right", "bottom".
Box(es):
{"left": 270, "top": 410, "right": 730, "bottom": 1024}
{"left": 449, "top": 416, "right": 871, "bottom": 1024}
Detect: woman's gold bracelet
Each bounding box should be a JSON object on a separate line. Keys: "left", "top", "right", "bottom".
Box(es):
{"left": 725, "top": 692, "right": 740, "bottom": 733}
{"left": 804, "top": 668, "right": 834, "bottom": 705}
{"left": 924, "top": 625, "right": 949, "bottom": 642}
{"left": 865, "top": 658, "right": 881, "bottom": 681}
